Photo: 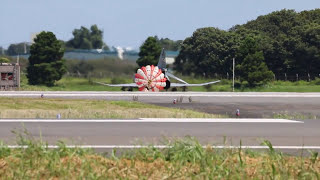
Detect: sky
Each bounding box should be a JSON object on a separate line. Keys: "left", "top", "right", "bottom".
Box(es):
{"left": 0, "top": 0, "right": 319, "bottom": 50}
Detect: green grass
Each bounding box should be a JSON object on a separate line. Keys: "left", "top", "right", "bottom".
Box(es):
{"left": 0, "top": 135, "right": 319, "bottom": 179}
{"left": 0, "top": 98, "right": 226, "bottom": 119}
{"left": 268, "top": 111, "right": 318, "bottom": 120}
{"left": 19, "top": 74, "right": 320, "bottom": 92}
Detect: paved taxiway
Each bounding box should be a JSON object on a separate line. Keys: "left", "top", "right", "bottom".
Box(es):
{"left": 1, "top": 91, "right": 320, "bottom": 118}
{"left": 0, "top": 118, "right": 319, "bottom": 153}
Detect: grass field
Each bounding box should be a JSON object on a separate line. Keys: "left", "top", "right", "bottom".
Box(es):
{"left": 0, "top": 136, "right": 319, "bottom": 179}
{"left": 19, "top": 75, "right": 320, "bottom": 92}
{"left": 0, "top": 98, "right": 226, "bottom": 119}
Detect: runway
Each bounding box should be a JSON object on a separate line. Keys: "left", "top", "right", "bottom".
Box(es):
{"left": 1, "top": 91, "right": 320, "bottom": 118}
{"left": 0, "top": 118, "right": 319, "bottom": 154}
{"left": 1, "top": 92, "right": 320, "bottom": 154}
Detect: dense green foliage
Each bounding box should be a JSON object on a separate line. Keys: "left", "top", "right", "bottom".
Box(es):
{"left": 0, "top": 57, "right": 10, "bottom": 63}
{"left": 237, "top": 36, "right": 274, "bottom": 86}
{"left": 66, "top": 24, "right": 109, "bottom": 50}
{"left": 239, "top": 9, "right": 320, "bottom": 77}
{"left": 175, "top": 27, "right": 237, "bottom": 77}
{"left": 156, "top": 36, "right": 182, "bottom": 51}
{"left": 175, "top": 9, "right": 320, "bottom": 85}
{"left": 27, "top": 31, "right": 66, "bottom": 86}
{"left": 6, "top": 42, "right": 30, "bottom": 55}
{"left": 136, "top": 36, "right": 162, "bottom": 67}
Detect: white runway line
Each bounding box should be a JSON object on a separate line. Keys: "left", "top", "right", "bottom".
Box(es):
{"left": 0, "top": 118, "right": 303, "bottom": 123}
{"left": 3, "top": 145, "right": 320, "bottom": 150}
{"left": 140, "top": 118, "right": 303, "bottom": 123}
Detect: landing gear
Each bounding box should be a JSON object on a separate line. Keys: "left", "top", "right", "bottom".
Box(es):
{"left": 182, "top": 86, "right": 187, "bottom": 92}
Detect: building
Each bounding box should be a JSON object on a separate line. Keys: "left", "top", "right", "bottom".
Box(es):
{"left": 0, "top": 63, "right": 20, "bottom": 90}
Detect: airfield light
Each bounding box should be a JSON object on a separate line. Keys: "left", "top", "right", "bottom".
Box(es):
{"left": 236, "top": 109, "right": 240, "bottom": 117}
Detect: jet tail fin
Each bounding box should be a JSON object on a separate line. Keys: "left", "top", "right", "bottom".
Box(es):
{"left": 157, "top": 48, "right": 166, "bottom": 71}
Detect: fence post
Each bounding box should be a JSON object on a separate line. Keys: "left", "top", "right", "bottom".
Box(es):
{"left": 296, "top": 74, "right": 299, "bottom": 81}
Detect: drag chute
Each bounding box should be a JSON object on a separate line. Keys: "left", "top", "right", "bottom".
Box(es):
{"left": 135, "top": 65, "right": 166, "bottom": 92}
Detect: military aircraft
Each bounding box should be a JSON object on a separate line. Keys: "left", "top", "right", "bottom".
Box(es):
{"left": 96, "top": 49, "right": 220, "bottom": 91}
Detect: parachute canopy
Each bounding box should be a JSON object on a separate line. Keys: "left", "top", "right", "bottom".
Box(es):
{"left": 135, "top": 65, "right": 166, "bottom": 92}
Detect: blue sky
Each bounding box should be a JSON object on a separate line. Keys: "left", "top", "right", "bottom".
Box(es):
{"left": 0, "top": 0, "right": 319, "bottom": 49}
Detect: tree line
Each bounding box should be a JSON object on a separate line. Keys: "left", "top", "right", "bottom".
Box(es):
{"left": 4, "top": 9, "right": 319, "bottom": 87}
{"left": 2, "top": 25, "right": 182, "bottom": 56}
{"left": 173, "top": 9, "right": 320, "bottom": 86}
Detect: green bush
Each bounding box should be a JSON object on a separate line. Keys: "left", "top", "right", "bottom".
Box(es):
{"left": 111, "top": 77, "right": 127, "bottom": 84}
{"left": 294, "top": 80, "right": 309, "bottom": 86}
{"left": 311, "top": 78, "right": 320, "bottom": 85}
{"left": 0, "top": 57, "right": 10, "bottom": 63}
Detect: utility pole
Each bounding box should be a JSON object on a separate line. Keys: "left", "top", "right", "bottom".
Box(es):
{"left": 233, "top": 58, "right": 235, "bottom": 92}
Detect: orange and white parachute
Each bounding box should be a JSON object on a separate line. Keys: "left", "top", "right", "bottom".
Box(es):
{"left": 135, "top": 65, "right": 167, "bottom": 92}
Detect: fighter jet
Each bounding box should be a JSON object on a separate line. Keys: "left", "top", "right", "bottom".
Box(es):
{"left": 96, "top": 49, "right": 220, "bottom": 91}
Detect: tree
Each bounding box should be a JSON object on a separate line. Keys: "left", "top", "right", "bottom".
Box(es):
{"left": 155, "top": 37, "right": 182, "bottom": 51}
{"left": 237, "top": 37, "right": 274, "bottom": 86}
{"left": 0, "top": 47, "right": 5, "bottom": 55}
{"left": 236, "top": 9, "right": 320, "bottom": 77}
{"left": 90, "top": 25, "right": 104, "bottom": 49}
{"left": 27, "top": 31, "right": 66, "bottom": 86}
{"left": 174, "top": 27, "right": 238, "bottom": 77}
{"left": 7, "top": 43, "right": 30, "bottom": 55}
{"left": 136, "top": 36, "right": 162, "bottom": 67}
{"left": 66, "top": 25, "right": 109, "bottom": 50}
{"left": 0, "top": 57, "right": 10, "bottom": 63}
{"left": 173, "top": 9, "right": 320, "bottom": 80}
{"left": 286, "top": 23, "right": 320, "bottom": 76}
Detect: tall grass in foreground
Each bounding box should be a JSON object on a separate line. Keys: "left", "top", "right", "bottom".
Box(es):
{"left": 0, "top": 134, "right": 319, "bottom": 179}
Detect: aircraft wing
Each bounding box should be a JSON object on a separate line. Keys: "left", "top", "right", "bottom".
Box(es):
{"left": 95, "top": 82, "right": 138, "bottom": 87}
{"left": 170, "top": 80, "right": 221, "bottom": 87}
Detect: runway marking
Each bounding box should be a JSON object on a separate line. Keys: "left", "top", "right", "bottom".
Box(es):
{"left": 3, "top": 145, "right": 320, "bottom": 150}
{"left": 140, "top": 118, "right": 303, "bottom": 123}
{"left": 0, "top": 118, "right": 303, "bottom": 123}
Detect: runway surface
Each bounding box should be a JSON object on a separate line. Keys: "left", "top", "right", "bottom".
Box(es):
{"left": 1, "top": 92, "right": 320, "bottom": 154}
{"left": 0, "top": 118, "right": 319, "bottom": 154}
{"left": 1, "top": 91, "right": 320, "bottom": 118}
